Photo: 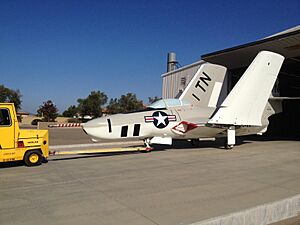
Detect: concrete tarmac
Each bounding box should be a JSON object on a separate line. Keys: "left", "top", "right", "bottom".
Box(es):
{"left": 0, "top": 135, "right": 299, "bottom": 225}
{"left": 48, "top": 127, "right": 93, "bottom": 145}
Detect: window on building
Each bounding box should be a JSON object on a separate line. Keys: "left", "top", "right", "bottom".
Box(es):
{"left": 181, "top": 77, "right": 186, "bottom": 86}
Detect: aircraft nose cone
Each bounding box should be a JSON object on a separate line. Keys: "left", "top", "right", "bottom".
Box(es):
{"left": 82, "top": 118, "right": 108, "bottom": 141}
{"left": 83, "top": 118, "right": 107, "bottom": 128}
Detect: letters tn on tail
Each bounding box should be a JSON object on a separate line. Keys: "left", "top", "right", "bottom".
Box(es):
{"left": 179, "top": 63, "right": 227, "bottom": 108}
{"left": 209, "top": 51, "right": 285, "bottom": 127}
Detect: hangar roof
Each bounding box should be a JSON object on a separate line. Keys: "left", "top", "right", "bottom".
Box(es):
{"left": 202, "top": 25, "right": 300, "bottom": 69}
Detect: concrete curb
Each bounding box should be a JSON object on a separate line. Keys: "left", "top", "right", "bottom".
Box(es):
{"left": 189, "top": 194, "right": 300, "bottom": 225}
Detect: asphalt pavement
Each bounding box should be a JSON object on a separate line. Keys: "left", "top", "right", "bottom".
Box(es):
{"left": 49, "top": 127, "right": 93, "bottom": 145}
{"left": 0, "top": 130, "right": 299, "bottom": 225}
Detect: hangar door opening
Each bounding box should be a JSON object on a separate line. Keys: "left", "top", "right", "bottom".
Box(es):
{"left": 229, "top": 57, "right": 300, "bottom": 137}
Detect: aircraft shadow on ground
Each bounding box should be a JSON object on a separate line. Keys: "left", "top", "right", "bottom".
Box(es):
{"left": 50, "top": 135, "right": 300, "bottom": 162}
{"left": 49, "top": 151, "right": 143, "bottom": 162}
{"left": 49, "top": 140, "right": 231, "bottom": 162}
{"left": 154, "top": 135, "right": 300, "bottom": 151}
{"left": 1, "top": 135, "right": 298, "bottom": 167}
{"left": 0, "top": 151, "right": 143, "bottom": 168}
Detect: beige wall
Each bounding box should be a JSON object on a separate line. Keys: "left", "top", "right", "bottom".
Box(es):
{"left": 161, "top": 61, "right": 205, "bottom": 98}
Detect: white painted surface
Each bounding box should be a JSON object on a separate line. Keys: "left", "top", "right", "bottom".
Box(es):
{"left": 209, "top": 51, "right": 285, "bottom": 126}
{"left": 227, "top": 126, "right": 236, "bottom": 145}
{"left": 150, "top": 136, "right": 172, "bottom": 145}
{"left": 208, "top": 82, "right": 223, "bottom": 107}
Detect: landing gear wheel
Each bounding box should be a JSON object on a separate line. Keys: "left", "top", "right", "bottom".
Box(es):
{"left": 225, "top": 144, "right": 234, "bottom": 150}
{"left": 144, "top": 138, "right": 151, "bottom": 148}
{"left": 24, "top": 150, "right": 42, "bottom": 166}
{"left": 191, "top": 139, "right": 200, "bottom": 147}
{"left": 143, "top": 138, "right": 153, "bottom": 152}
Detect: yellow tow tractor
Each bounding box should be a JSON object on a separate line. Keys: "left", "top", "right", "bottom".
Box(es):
{"left": 0, "top": 103, "right": 49, "bottom": 166}
{"left": 0, "top": 103, "right": 149, "bottom": 167}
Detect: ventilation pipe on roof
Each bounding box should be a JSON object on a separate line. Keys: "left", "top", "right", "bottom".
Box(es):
{"left": 167, "top": 52, "right": 177, "bottom": 72}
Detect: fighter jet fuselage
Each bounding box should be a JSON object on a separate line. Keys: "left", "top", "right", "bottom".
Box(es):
{"left": 83, "top": 51, "right": 285, "bottom": 148}
{"left": 82, "top": 99, "right": 264, "bottom": 145}
{"left": 83, "top": 101, "right": 217, "bottom": 142}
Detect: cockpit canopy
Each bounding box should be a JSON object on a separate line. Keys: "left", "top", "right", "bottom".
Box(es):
{"left": 149, "top": 99, "right": 191, "bottom": 109}
{"left": 122, "top": 99, "right": 191, "bottom": 114}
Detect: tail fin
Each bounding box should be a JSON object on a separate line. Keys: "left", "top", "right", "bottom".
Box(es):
{"left": 209, "top": 51, "right": 285, "bottom": 126}
{"left": 179, "top": 63, "right": 227, "bottom": 108}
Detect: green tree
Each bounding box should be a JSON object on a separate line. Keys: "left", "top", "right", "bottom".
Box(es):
{"left": 107, "top": 93, "right": 144, "bottom": 114}
{"left": 0, "top": 85, "right": 22, "bottom": 111}
{"left": 62, "top": 105, "right": 78, "bottom": 117}
{"left": 106, "top": 98, "right": 122, "bottom": 114}
{"left": 77, "top": 91, "right": 108, "bottom": 118}
{"left": 37, "top": 100, "right": 59, "bottom": 122}
{"left": 148, "top": 96, "right": 161, "bottom": 104}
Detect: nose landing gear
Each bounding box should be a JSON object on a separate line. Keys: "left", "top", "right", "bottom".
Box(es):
{"left": 143, "top": 138, "right": 153, "bottom": 151}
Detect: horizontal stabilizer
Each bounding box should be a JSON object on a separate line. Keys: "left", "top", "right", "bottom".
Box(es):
{"left": 179, "top": 63, "right": 227, "bottom": 108}
{"left": 269, "top": 97, "right": 300, "bottom": 100}
{"left": 209, "top": 51, "right": 285, "bottom": 126}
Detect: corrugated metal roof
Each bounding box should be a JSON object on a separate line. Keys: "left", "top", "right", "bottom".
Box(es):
{"left": 265, "top": 25, "right": 300, "bottom": 38}
{"left": 161, "top": 60, "right": 205, "bottom": 77}
{"left": 202, "top": 25, "right": 300, "bottom": 69}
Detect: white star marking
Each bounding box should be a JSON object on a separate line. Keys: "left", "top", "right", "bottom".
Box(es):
{"left": 154, "top": 112, "right": 168, "bottom": 126}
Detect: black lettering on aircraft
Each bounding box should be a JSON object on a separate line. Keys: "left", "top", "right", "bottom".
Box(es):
{"left": 195, "top": 80, "right": 206, "bottom": 92}
{"left": 192, "top": 94, "right": 200, "bottom": 101}
{"left": 192, "top": 71, "right": 212, "bottom": 101}
{"left": 107, "top": 119, "right": 112, "bottom": 133}
{"left": 200, "top": 72, "right": 211, "bottom": 86}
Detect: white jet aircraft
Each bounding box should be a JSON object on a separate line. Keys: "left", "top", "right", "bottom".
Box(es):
{"left": 82, "top": 51, "right": 285, "bottom": 149}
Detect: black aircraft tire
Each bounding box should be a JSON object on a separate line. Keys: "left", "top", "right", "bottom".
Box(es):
{"left": 225, "top": 144, "right": 234, "bottom": 150}
{"left": 191, "top": 139, "right": 202, "bottom": 147}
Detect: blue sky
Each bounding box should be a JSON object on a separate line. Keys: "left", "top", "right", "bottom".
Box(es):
{"left": 1, "top": 0, "right": 299, "bottom": 113}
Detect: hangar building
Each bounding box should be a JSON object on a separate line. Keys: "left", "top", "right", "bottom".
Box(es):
{"left": 162, "top": 25, "right": 300, "bottom": 136}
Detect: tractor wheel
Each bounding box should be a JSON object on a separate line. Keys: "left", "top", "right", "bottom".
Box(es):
{"left": 24, "top": 150, "right": 42, "bottom": 167}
